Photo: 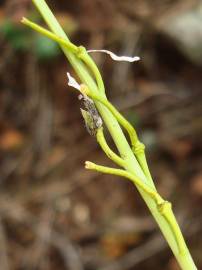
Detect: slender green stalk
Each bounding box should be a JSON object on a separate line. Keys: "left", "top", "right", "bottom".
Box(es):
{"left": 85, "top": 161, "right": 188, "bottom": 254}
{"left": 22, "top": 17, "right": 78, "bottom": 52}
{"left": 77, "top": 46, "right": 105, "bottom": 94}
{"left": 85, "top": 161, "right": 161, "bottom": 203}
{"left": 24, "top": 1, "right": 197, "bottom": 269}
{"left": 81, "top": 85, "right": 155, "bottom": 186}
{"left": 21, "top": 17, "right": 153, "bottom": 186}
{"left": 22, "top": 18, "right": 105, "bottom": 94}
{"left": 96, "top": 127, "right": 126, "bottom": 168}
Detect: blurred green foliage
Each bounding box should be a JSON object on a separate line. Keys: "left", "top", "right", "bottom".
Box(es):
{"left": 126, "top": 110, "right": 140, "bottom": 127}
{"left": 0, "top": 20, "right": 30, "bottom": 51}
{"left": 0, "top": 13, "right": 78, "bottom": 61}
{"left": 0, "top": 19, "right": 60, "bottom": 61}
{"left": 33, "top": 35, "right": 60, "bottom": 60}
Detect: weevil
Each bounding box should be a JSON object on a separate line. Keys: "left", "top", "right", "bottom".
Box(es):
{"left": 79, "top": 94, "right": 102, "bottom": 136}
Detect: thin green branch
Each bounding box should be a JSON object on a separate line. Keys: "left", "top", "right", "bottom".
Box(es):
{"left": 157, "top": 202, "right": 188, "bottom": 255}
{"left": 85, "top": 161, "right": 160, "bottom": 202}
{"left": 81, "top": 85, "right": 155, "bottom": 186}
{"left": 22, "top": 17, "right": 105, "bottom": 94}
{"left": 85, "top": 161, "right": 186, "bottom": 254}
{"left": 133, "top": 141, "right": 154, "bottom": 185}
{"left": 77, "top": 46, "right": 105, "bottom": 94}
{"left": 31, "top": 0, "right": 99, "bottom": 92}
{"left": 22, "top": 17, "right": 78, "bottom": 52}
{"left": 81, "top": 86, "right": 138, "bottom": 145}
{"left": 96, "top": 127, "right": 126, "bottom": 168}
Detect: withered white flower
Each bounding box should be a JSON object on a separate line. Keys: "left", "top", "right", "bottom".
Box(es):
{"left": 67, "top": 47, "right": 140, "bottom": 90}
{"left": 67, "top": 72, "right": 81, "bottom": 91}
{"left": 67, "top": 72, "right": 102, "bottom": 136}
{"left": 87, "top": 49, "right": 140, "bottom": 62}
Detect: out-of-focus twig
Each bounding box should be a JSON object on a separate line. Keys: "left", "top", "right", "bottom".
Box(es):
{"left": 98, "top": 215, "right": 202, "bottom": 270}
{"left": 0, "top": 196, "right": 84, "bottom": 270}
{"left": 0, "top": 217, "right": 10, "bottom": 270}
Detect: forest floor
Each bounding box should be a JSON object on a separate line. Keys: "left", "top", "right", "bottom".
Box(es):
{"left": 0, "top": 0, "right": 201, "bottom": 269}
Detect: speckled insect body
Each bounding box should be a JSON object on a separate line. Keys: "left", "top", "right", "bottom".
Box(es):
{"left": 79, "top": 94, "right": 102, "bottom": 136}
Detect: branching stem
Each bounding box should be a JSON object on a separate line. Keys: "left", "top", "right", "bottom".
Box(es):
{"left": 23, "top": 1, "right": 198, "bottom": 269}
{"left": 81, "top": 85, "right": 155, "bottom": 186}
{"left": 85, "top": 161, "right": 186, "bottom": 254}
{"left": 96, "top": 128, "right": 125, "bottom": 168}
{"left": 22, "top": 18, "right": 105, "bottom": 94}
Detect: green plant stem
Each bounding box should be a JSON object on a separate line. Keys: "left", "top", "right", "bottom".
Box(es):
{"left": 96, "top": 127, "right": 126, "bottom": 168}
{"left": 85, "top": 161, "right": 187, "bottom": 254}
{"left": 22, "top": 17, "right": 78, "bottom": 52}
{"left": 22, "top": 17, "right": 153, "bottom": 185}
{"left": 85, "top": 161, "right": 161, "bottom": 202}
{"left": 22, "top": 17, "right": 105, "bottom": 94}
{"left": 81, "top": 85, "right": 155, "bottom": 187}
{"left": 28, "top": 1, "right": 197, "bottom": 269}
{"left": 77, "top": 46, "right": 105, "bottom": 94}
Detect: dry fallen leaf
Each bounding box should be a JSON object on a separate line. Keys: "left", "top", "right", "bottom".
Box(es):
{"left": 100, "top": 232, "right": 141, "bottom": 258}
{"left": 0, "top": 129, "right": 24, "bottom": 151}
{"left": 191, "top": 173, "right": 202, "bottom": 196}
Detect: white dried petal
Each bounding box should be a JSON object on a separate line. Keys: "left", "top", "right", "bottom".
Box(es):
{"left": 87, "top": 49, "right": 140, "bottom": 62}
{"left": 67, "top": 72, "right": 81, "bottom": 90}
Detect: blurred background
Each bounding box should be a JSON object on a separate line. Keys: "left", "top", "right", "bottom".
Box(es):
{"left": 0, "top": 0, "right": 202, "bottom": 269}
